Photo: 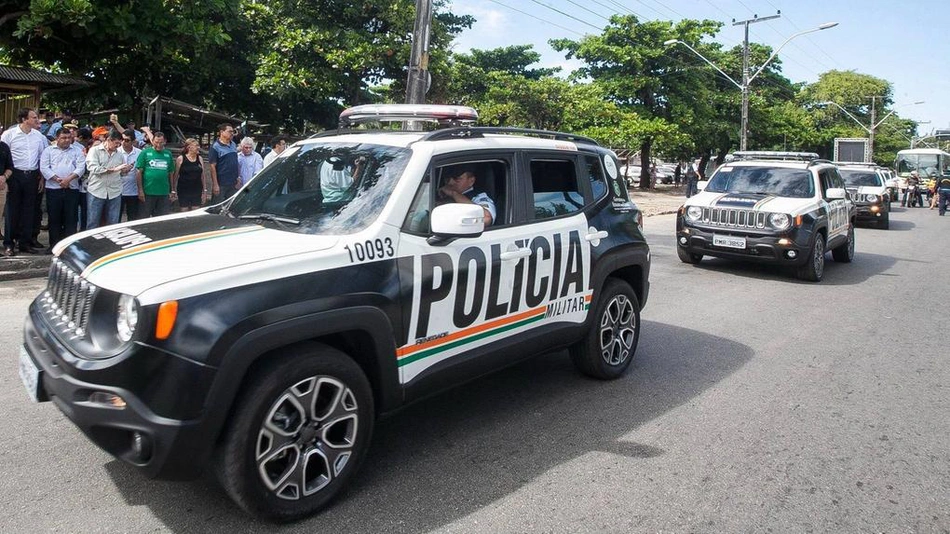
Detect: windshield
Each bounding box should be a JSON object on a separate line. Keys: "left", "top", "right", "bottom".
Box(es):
{"left": 704, "top": 166, "right": 814, "bottom": 198}
{"left": 896, "top": 153, "right": 939, "bottom": 177}
{"left": 224, "top": 142, "right": 411, "bottom": 234}
{"left": 839, "top": 170, "right": 882, "bottom": 187}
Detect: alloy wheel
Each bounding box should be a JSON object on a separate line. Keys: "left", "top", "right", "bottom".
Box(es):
{"left": 599, "top": 294, "right": 637, "bottom": 366}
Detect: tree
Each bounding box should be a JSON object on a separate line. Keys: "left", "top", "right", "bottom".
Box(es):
{"left": 551, "top": 15, "right": 722, "bottom": 188}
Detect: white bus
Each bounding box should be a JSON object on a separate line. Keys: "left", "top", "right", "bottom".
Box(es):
{"left": 894, "top": 148, "right": 950, "bottom": 179}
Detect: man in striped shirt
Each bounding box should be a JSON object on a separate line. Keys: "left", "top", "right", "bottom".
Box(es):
{"left": 40, "top": 129, "right": 85, "bottom": 251}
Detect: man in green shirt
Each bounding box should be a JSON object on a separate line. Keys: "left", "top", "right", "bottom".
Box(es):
{"left": 135, "top": 131, "right": 176, "bottom": 217}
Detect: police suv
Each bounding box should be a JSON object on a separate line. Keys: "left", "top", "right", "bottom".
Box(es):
{"left": 835, "top": 161, "right": 892, "bottom": 229}
{"left": 19, "top": 105, "right": 651, "bottom": 521}
{"left": 675, "top": 151, "right": 856, "bottom": 282}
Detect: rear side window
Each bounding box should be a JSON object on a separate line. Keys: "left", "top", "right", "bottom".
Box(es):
{"left": 530, "top": 159, "right": 583, "bottom": 220}
{"left": 583, "top": 155, "right": 608, "bottom": 200}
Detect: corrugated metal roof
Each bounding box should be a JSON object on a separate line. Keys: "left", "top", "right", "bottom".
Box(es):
{"left": 0, "top": 64, "right": 93, "bottom": 88}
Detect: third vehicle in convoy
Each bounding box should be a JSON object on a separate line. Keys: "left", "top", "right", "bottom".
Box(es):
{"left": 835, "top": 161, "right": 892, "bottom": 229}
{"left": 676, "top": 151, "right": 856, "bottom": 282}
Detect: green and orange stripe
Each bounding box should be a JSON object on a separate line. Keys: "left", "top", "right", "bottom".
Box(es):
{"left": 81, "top": 226, "right": 264, "bottom": 276}
{"left": 397, "top": 293, "right": 592, "bottom": 367}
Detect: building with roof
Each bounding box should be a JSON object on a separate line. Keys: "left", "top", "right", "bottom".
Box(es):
{"left": 0, "top": 64, "right": 92, "bottom": 127}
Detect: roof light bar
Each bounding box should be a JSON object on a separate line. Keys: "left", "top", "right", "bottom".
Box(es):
{"left": 339, "top": 104, "right": 479, "bottom": 127}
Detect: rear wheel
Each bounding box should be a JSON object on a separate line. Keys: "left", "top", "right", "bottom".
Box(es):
{"left": 796, "top": 233, "right": 826, "bottom": 282}
{"left": 570, "top": 279, "right": 640, "bottom": 380}
{"left": 676, "top": 245, "right": 703, "bottom": 264}
{"left": 832, "top": 224, "right": 855, "bottom": 263}
{"left": 214, "top": 344, "right": 374, "bottom": 522}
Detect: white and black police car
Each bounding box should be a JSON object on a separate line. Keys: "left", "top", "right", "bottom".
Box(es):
{"left": 675, "top": 151, "right": 856, "bottom": 282}
{"left": 19, "top": 104, "right": 651, "bottom": 521}
{"left": 835, "top": 161, "right": 892, "bottom": 229}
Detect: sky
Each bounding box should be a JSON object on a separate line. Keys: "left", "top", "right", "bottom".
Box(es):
{"left": 447, "top": 0, "right": 950, "bottom": 138}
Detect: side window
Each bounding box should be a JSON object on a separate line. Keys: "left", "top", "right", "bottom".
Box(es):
{"left": 818, "top": 170, "right": 832, "bottom": 198}
{"left": 530, "top": 158, "right": 584, "bottom": 220}
{"left": 401, "top": 159, "right": 509, "bottom": 234}
{"left": 830, "top": 168, "right": 845, "bottom": 190}
{"left": 582, "top": 155, "right": 608, "bottom": 200}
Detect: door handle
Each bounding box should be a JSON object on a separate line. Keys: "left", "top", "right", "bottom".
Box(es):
{"left": 585, "top": 230, "right": 608, "bottom": 241}
{"left": 500, "top": 248, "right": 531, "bottom": 261}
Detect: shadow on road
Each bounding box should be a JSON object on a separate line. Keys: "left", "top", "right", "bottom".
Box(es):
{"left": 104, "top": 321, "right": 752, "bottom": 533}
{"left": 687, "top": 248, "right": 898, "bottom": 286}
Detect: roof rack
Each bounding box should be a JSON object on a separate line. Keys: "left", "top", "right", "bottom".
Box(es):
{"left": 308, "top": 128, "right": 420, "bottom": 139}
{"left": 418, "top": 126, "right": 599, "bottom": 146}
{"left": 832, "top": 161, "right": 880, "bottom": 167}
{"left": 731, "top": 151, "right": 820, "bottom": 162}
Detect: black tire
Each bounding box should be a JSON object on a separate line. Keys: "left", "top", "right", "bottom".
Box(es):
{"left": 831, "top": 224, "right": 854, "bottom": 263}
{"left": 214, "top": 343, "right": 374, "bottom": 522}
{"left": 676, "top": 245, "right": 703, "bottom": 264}
{"left": 569, "top": 278, "right": 640, "bottom": 380}
{"left": 796, "top": 233, "right": 826, "bottom": 282}
{"left": 878, "top": 212, "right": 890, "bottom": 230}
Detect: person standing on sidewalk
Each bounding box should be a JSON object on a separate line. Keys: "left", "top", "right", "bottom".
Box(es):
{"left": 262, "top": 135, "right": 288, "bottom": 168}
{"left": 209, "top": 123, "right": 239, "bottom": 202}
{"left": 118, "top": 131, "right": 142, "bottom": 221}
{"left": 135, "top": 131, "right": 176, "bottom": 218}
{"left": 2, "top": 108, "right": 48, "bottom": 256}
{"left": 684, "top": 162, "right": 698, "bottom": 198}
{"left": 39, "top": 129, "right": 84, "bottom": 251}
{"left": 935, "top": 172, "right": 950, "bottom": 216}
{"left": 85, "top": 130, "right": 129, "bottom": 230}
{"left": 237, "top": 137, "right": 263, "bottom": 187}
{"left": 173, "top": 138, "right": 207, "bottom": 211}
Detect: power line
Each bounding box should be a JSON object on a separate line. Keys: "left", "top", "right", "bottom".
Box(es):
{"left": 591, "top": 0, "right": 640, "bottom": 19}
{"left": 526, "top": 0, "right": 604, "bottom": 31}
{"left": 485, "top": 0, "right": 587, "bottom": 37}
{"left": 761, "top": 0, "right": 844, "bottom": 69}
{"left": 562, "top": 0, "right": 613, "bottom": 23}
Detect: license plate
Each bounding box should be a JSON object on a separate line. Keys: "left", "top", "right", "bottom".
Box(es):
{"left": 713, "top": 234, "right": 746, "bottom": 249}
{"left": 19, "top": 347, "right": 41, "bottom": 403}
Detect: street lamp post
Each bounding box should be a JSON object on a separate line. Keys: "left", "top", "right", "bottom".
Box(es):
{"left": 817, "top": 100, "right": 924, "bottom": 160}
{"left": 665, "top": 21, "right": 837, "bottom": 151}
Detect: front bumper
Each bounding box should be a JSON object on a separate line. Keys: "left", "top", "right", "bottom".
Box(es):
{"left": 676, "top": 223, "right": 811, "bottom": 266}
{"left": 854, "top": 203, "right": 886, "bottom": 223}
{"left": 22, "top": 303, "right": 219, "bottom": 480}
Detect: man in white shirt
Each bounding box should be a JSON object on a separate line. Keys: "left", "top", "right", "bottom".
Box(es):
{"left": 262, "top": 135, "right": 288, "bottom": 168}
{"left": 85, "top": 130, "right": 131, "bottom": 230}
{"left": 118, "top": 131, "right": 142, "bottom": 221}
{"left": 237, "top": 137, "right": 263, "bottom": 186}
{"left": 1, "top": 107, "right": 49, "bottom": 256}
{"left": 40, "top": 129, "right": 85, "bottom": 251}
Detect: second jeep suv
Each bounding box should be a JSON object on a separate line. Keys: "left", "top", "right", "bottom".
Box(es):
{"left": 675, "top": 151, "right": 856, "bottom": 282}
{"left": 836, "top": 162, "right": 892, "bottom": 229}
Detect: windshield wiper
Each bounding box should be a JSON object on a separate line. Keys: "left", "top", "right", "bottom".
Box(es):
{"left": 238, "top": 213, "right": 301, "bottom": 225}
{"left": 728, "top": 190, "right": 769, "bottom": 195}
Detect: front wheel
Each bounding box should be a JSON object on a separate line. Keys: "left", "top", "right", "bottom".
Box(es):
{"left": 214, "top": 344, "right": 374, "bottom": 522}
{"left": 569, "top": 279, "right": 641, "bottom": 380}
{"left": 676, "top": 245, "right": 703, "bottom": 264}
{"left": 832, "top": 224, "right": 855, "bottom": 262}
{"left": 796, "top": 233, "right": 826, "bottom": 282}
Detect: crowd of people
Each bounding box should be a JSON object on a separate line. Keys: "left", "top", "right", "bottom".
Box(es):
{"left": 0, "top": 107, "right": 290, "bottom": 257}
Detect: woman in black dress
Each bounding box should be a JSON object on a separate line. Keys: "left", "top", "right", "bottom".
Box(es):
{"left": 174, "top": 138, "right": 207, "bottom": 211}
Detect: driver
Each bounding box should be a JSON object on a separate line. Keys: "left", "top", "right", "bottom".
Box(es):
{"left": 438, "top": 167, "right": 495, "bottom": 226}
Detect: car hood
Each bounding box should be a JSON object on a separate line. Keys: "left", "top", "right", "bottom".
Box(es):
{"left": 685, "top": 191, "right": 817, "bottom": 215}
{"left": 54, "top": 211, "right": 339, "bottom": 297}
{"left": 845, "top": 185, "right": 885, "bottom": 195}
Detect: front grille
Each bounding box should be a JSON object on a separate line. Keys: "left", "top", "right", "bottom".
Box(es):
{"left": 700, "top": 207, "right": 767, "bottom": 229}
{"left": 846, "top": 188, "right": 859, "bottom": 200}
{"left": 39, "top": 258, "right": 98, "bottom": 340}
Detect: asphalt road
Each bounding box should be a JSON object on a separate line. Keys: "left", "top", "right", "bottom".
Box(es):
{"left": 1, "top": 205, "right": 948, "bottom": 533}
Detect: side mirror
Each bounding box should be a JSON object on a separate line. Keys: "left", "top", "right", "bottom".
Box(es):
{"left": 429, "top": 203, "right": 485, "bottom": 244}
{"left": 696, "top": 180, "right": 708, "bottom": 192}
{"left": 826, "top": 187, "right": 846, "bottom": 200}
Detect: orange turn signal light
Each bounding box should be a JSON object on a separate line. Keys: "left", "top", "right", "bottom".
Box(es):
{"left": 155, "top": 301, "right": 178, "bottom": 340}
{"left": 794, "top": 215, "right": 803, "bottom": 226}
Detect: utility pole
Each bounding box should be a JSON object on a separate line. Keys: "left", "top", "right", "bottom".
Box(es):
{"left": 867, "top": 95, "right": 885, "bottom": 162}
{"left": 733, "top": 12, "right": 781, "bottom": 151}
{"left": 405, "top": 0, "right": 433, "bottom": 106}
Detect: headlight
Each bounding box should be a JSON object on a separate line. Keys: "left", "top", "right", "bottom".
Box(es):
{"left": 768, "top": 213, "right": 791, "bottom": 231}
{"left": 685, "top": 205, "right": 703, "bottom": 221}
{"left": 864, "top": 194, "right": 879, "bottom": 203}
{"left": 117, "top": 294, "right": 139, "bottom": 342}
